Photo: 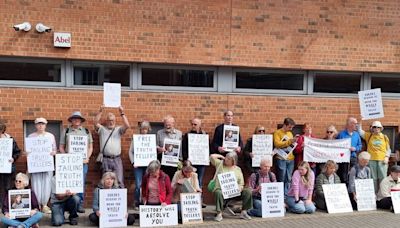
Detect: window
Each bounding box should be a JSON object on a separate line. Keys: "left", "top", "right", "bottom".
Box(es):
{"left": 382, "top": 126, "right": 398, "bottom": 153}
{"left": 73, "top": 63, "right": 130, "bottom": 86}
{"left": 235, "top": 71, "right": 304, "bottom": 91}
{"left": 0, "top": 61, "right": 61, "bottom": 82}
{"left": 313, "top": 72, "right": 361, "bottom": 93}
{"left": 371, "top": 74, "right": 400, "bottom": 93}
{"left": 24, "top": 120, "right": 62, "bottom": 149}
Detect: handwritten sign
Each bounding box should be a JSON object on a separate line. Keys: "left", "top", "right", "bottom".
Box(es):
{"left": 180, "top": 193, "right": 203, "bottom": 224}
{"left": 391, "top": 191, "right": 400, "bottom": 214}
{"left": 355, "top": 179, "right": 376, "bottom": 211}
{"left": 99, "top": 188, "right": 127, "bottom": 228}
{"left": 252, "top": 134, "right": 273, "bottom": 167}
{"left": 0, "top": 138, "right": 13, "bottom": 173}
{"left": 304, "top": 137, "right": 351, "bottom": 163}
{"left": 261, "top": 182, "right": 284, "bottom": 218}
{"left": 55, "top": 154, "right": 83, "bottom": 194}
{"left": 133, "top": 134, "right": 157, "bottom": 167}
{"left": 104, "top": 82, "right": 121, "bottom": 108}
{"left": 8, "top": 189, "right": 31, "bottom": 219}
{"left": 25, "top": 137, "right": 54, "bottom": 173}
{"left": 323, "top": 184, "right": 353, "bottom": 213}
{"left": 161, "top": 138, "right": 181, "bottom": 167}
{"left": 222, "top": 125, "right": 239, "bottom": 152}
{"left": 139, "top": 205, "right": 178, "bottom": 227}
{"left": 218, "top": 171, "right": 240, "bottom": 199}
{"left": 68, "top": 135, "right": 88, "bottom": 160}
{"left": 358, "top": 88, "right": 384, "bottom": 120}
{"left": 188, "top": 134, "right": 209, "bottom": 166}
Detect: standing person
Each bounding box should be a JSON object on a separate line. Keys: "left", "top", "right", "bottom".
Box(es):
{"left": 293, "top": 123, "right": 316, "bottom": 171}
{"left": 314, "top": 160, "right": 341, "bottom": 210}
{"left": 28, "top": 117, "right": 57, "bottom": 214}
{"left": 348, "top": 152, "right": 372, "bottom": 209}
{"left": 141, "top": 160, "right": 173, "bottom": 206}
{"left": 156, "top": 115, "right": 182, "bottom": 179}
{"left": 336, "top": 117, "right": 362, "bottom": 184}
{"left": 242, "top": 125, "right": 267, "bottom": 174}
{"left": 211, "top": 110, "right": 243, "bottom": 156}
{"left": 315, "top": 125, "right": 338, "bottom": 176}
{"left": 59, "top": 111, "right": 93, "bottom": 213}
{"left": 0, "top": 121, "right": 21, "bottom": 209}
{"left": 376, "top": 165, "right": 400, "bottom": 210}
{"left": 94, "top": 105, "right": 130, "bottom": 188}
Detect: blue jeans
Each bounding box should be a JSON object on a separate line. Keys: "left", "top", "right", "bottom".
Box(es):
{"left": 286, "top": 196, "right": 316, "bottom": 214}
{"left": 133, "top": 166, "right": 146, "bottom": 207}
{"left": 51, "top": 195, "right": 80, "bottom": 226}
{"left": 248, "top": 198, "right": 262, "bottom": 217}
{"left": 194, "top": 165, "right": 206, "bottom": 188}
{"left": 275, "top": 159, "right": 294, "bottom": 196}
{"left": 77, "top": 163, "right": 88, "bottom": 206}
{"left": 1, "top": 212, "right": 43, "bottom": 228}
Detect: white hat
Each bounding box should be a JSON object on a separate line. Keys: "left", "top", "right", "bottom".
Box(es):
{"left": 68, "top": 111, "right": 86, "bottom": 122}
{"left": 371, "top": 121, "right": 383, "bottom": 128}
{"left": 34, "top": 117, "right": 48, "bottom": 124}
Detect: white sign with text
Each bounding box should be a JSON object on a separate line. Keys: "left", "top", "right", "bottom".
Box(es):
{"left": 252, "top": 134, "right": 273, "bottom": 167}
{"left": 358, "top": 88, "right": 384, "bottom": 120}
{"left": 104, "top": 83, "right": 121, "bottom": 108}
{"left": 55, "top": 154, "right": 83, "bottom": 194}
{"left": 355, "top": 179, "right": 376, "bottom": 211}
{"left": 161, "top": 138, "right": 181, "bottom": 167}
{"left": 139, "top": 205, "right": 178, "bottom": 227}
{"left": 222, "top": 125, "right": 240, "bottom": 152}
{"left": 8, "top": 189, "right": 31, "bottom": 219}
{"left": 180, "top": 193, "right": 203, "bottom": 224}
{"left": 218, "top": 171, "right": 240, "bottom": 199}
{"left": 99, "top": 188, "right": 127, "bottom": 228}
{"left": 25, "top": 137, "right": 54, "bottom": 173}
{"left": 323, "top": 184, "right": 353, "bottom": 213}
{"left": 304, "top": 137, "right": 351, "bottom": 163}
{"left": 188, "top": 134, "right": 209, "bottom": 166}
{"left": 0, "top": 138, "right": 13, "bottom": 173}
{"left": 68, "top": 135, "right": 88, "bottom": 160}
{"left": 133, "top": 134, "right": 157, "bottom": 167}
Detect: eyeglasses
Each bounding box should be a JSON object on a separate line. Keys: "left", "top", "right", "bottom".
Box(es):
{"left": 372, "top": 126, "right": 381, "bottom": 129}
{"left": 15, "top": 180, "right": 22, "bottom": 183}
{"left": 258, "top": 129, "right": 265, "bottom": 133}
{"left": 191, "top": 123, "right": 197, "bottom": 126}
{"left": 326, "top": 131, "right": 334, "bottom": 134}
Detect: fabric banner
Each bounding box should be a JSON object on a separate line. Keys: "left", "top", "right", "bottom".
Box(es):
{"left": 304, "top": 137, "right": 351, "bottom": 163}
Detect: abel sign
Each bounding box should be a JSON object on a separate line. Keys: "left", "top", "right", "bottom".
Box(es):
{"left": 54, "top": 32, "right": 71, "bottom": 48}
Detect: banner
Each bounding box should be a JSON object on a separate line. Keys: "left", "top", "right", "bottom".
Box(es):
{"left": 180, "top": 193, "right": 203, "bottom": 224}
{"left": 261, "top": 182, "right": 285, "bottom": 218}
{"left": 99, "top": 188, "right": 127, "bottom": 228}
{"left": 355, "top": 179, "right": 376, "bottom": 211}
{"left": 139, "top": 205, "right": 178, "bottom": 227}
{"left": 252, "top": 134, "right": 273, "bottom": 167}
{"left": 391, "top": 190, "right": 400, "bottom": 214}
{"left": 161, "top": 138, "right": 180, "bottom": 167}
{"left": 0, "top": 138, "right": 13, "bottom": 173}
{"left": 222, "top": 125, "right": 239, "bottom": 152}
{"left": 55, "top": 154, "right": 83, "bottom": 194}
{"left": 323, "top": 184, "right": 353, "bottom": 213}
{"left": 104, "top": 82, "right": 121, "bottom": 108}
{"left": 218, "top": 171, "right": 240, "bottom": 199}
{"left": 188, "top": 134, "right": 209, "bottom": 166}
{"left": 304, "top": 137, "right": 351, "bottom": 163}
{"left": 133, "top": 134, "right": 157, "bottom": 167}
{"left": 358, "top": 88, "right": 384, "bottom": 120}
{"left": 25, "top": 137, "right": 54, "bottom": 173}
{"left": 8, "top": 189, "right": 31, "bottom": 219}
{"left": 68, "top": 135, "right": 88, "bottom": 161}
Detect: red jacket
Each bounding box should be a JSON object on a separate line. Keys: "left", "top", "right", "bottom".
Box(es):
{"left": 141, "top": 171, "right": 172, "bottom": 204}
{"left": 294, "top": 134, "right": 316, "bottom": 166}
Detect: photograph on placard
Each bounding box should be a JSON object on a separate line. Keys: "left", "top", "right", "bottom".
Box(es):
{"left": 161, "top": 138, "right": 181, "bottom": 167}
{"left": 222, "top": 125, "right": 240, "bottom": 152}
{"left": 8, "top": 189, "right": 31, "bottom": 218}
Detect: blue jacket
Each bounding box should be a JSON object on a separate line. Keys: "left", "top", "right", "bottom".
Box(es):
{"left": 337, "top": 130, "right": 362, "bottom": 158}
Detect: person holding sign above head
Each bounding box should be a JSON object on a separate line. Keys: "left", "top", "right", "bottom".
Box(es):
{"left": 94, "top": 105, "right": 130, "bottom": 188}
{"left": 242, "top": 125, "right": 267, "bottom": 174}
{"left": 348, "top": 151, "right": 372, "bottom": 209}
{"left": 314, "top": 160, "right": 341, "bottom": 210}
{"left": 376, "top": 165, "right": 400, "bottom": 210}
{"left": 211, "top": 110, "right": 243, "bottom": 156}
{"left": 141, "top": 160, "right": 173, "bottom": 206}
{"left": 1, "top": 173, "right": 42, "bottom": 228}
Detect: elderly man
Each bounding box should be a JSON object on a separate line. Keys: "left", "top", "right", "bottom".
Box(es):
{"left": 376, "top": 165, "right": 400, "bottom": 210}
{"left": 94, "top": 105, "right": 130, "bottom": 188}
{"left": 348, "top": 151, "right": 372, "bottom": 209}
{"left": 211, "top": 110, "right": 243, "bottom": 155}
{"left": 59, "top": 111, "right": 93, "bottom": 213}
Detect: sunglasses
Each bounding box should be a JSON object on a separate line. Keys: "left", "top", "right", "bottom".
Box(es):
{"left": 258, "top": 129, "right": 265, "bottom": 133}
{"left": 15, "top": 180, "right": 22, "bottom": 183}
{"left": 372, "top": 126, "right": 381, "bottom": 129}
{"left": 326, "top": 131, "right": 334, "bottom": 134}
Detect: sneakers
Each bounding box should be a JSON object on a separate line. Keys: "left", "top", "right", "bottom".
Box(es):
{"left": 42, "top": 205, "right": 52, "bottom": 214}
{"left": 214, "top": 213, "right": 223, "bottom": 222}
{"left": 70, "top": 218, "right": 78, "bottom": 226}
{"left": 225, "top": 206, "right": 236, "bottom": 216}
{"left": 240, "top": 211, "right": 252, "bottom": 220}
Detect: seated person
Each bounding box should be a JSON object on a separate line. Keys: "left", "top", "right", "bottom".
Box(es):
{"left": 376, "top": 165, "right": 400, "bottom": 210}
{"left": 315, "top": 160, "right": 341, "bottom": 210}
{"left": 141, "top": 160, "right": 172, "bottom": 206}
{"left": 348, "top": 151, "right": 372, "bottom": 209}
{"left": 171, "top": 160, "right": 202, "bottom": 203}
{"left": 1, "top": 173, "right": 43, "bottom": 228}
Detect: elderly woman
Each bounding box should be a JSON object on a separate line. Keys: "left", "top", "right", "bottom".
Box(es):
{"left": 242, "top": 125, "right": 267, "bottom": 173}
{"left": 210, "top": 153, "right": 252, "bottom": 222}
{"left": 171, "top": 160, "right": 201, "bottom": 203}
{"left": 314, "top": 160, "right": 341, "bottom": 210}
{"left": 28, "top": 117, "right": 57, "bottom": 214}
{"left": 129, "top": 121, "right": 152, "bottom": 209}
{"left": 1, "top": 173, "right": 43, "bottom": 228}
{"left": 286, "top": 161, "right": 316, "bottom": 214}
{"left": 141, "top": 160, "right": 172, "bottom": 206}
{"left": 89, "top": 172, "right": 134, "bottom": 226}
{"left": 348, "top": 151, "right": 372, "bottom": 209}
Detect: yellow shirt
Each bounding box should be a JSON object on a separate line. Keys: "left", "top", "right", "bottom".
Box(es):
{"left": 365, "top": 132, "right": 390, "bottom": 161}
{"left": 273, "top": 128, "right": 295, "bottom": 161}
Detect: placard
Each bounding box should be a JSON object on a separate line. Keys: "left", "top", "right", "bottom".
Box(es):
{"left": 55, "top": 154, "right": 83, "bottom": 194}
{"left": 218, "top": 171, "right": 240, "bottom": 199}
{"left": 252, "top": 134, "right": 273, "bottom": 167}
{"left": 188, "top": 134, "right": 209, "bottom": 166}
{"left": 0, "top": 138, "right": 13, "bottom": 173}
{"left": 304, "top": 137, "right": 351, "bottom": 163}
{"left": 68, "top": 135, "right": 88, "bottom": 160}
{"left": 25, "top": 137, "right": 54, "bottom": 173}
{"left": 8, "top": 189, "right": 31, "bottom": 219}
{"left": 222, "top": 125, "right": 239, "bottom": 152}
{"left": 104, "top": 83, "right": 121, "bottom": 108}
{"left": 261, "top": 182, "right": 284, "bottom": 218}
{"left": 323, "top": 184, "right": 353, "bottom": 213}
{"left": 139, "top": 205, "right": 178, "bottom": 227}
{"left": 180, "top": 193, "right": 203, "bottom": 224}
{"left": 273, "top": 142, "right": 297, "bottom": 160}
{"left": 358, "top": 88, "right": 384, "bottom": 120}
{"left": 99, "top": 188, "right": 127, "bottom": 228}
{"left": 391, "top": 190, "right": 400, "bottom": 214}
{"left": 161, "top": 138, "right": 181, "bottom": 167}
{"left": 355, "top": 179, "right": 376, "bottom": 211}
{"left": 133, "top": 134, "right": 157, "bottom": 167}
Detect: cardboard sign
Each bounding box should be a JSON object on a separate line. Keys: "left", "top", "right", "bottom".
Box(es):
{"left": 8, "top": 189, "right": 31, "bottom": 219}
{"left": 139, "top": 205, "right": 178, "bottom": 227}
{"left": 252, "top": 134, "right": 273, "bottom": 167}
{"left": 323, "top": 184, "right": 353, "bottom": 213}
{"left": 188, "top": 134, "right": 209, "bottom": 166}
{"left": 261, "top": 182, "right": 285, "bottom": 218}
{"left": 304, "top": 137, "right": 351, "bottom": 163}
{"left": 222, "top": 125, "right": 239, "bottom": 152}
{"left": 218, "top": 171, "right": 240, "bottom": 199}
{"left": 55, "top": 154, "right": 83, "bottom": 194}
{"left": 355, "top": 179, "right": 376, "bottom": 211}
{"left": 133, "top": 134, "right": 157, "bottom": 167}
{"left": 99, "top": 188, "right": 127, "bottom": 228}
{"left": 161, "top": 138, "right": 181, "bottom": 167}
{"left": 68, "top": 135, "right": 88, "bottom": 160}
{"left": 104, "top": 83, "right": 121, "bottom": 108}
{"left": 358, "top": 88, "right": 384, "bottom": 120}
{"left": 25, "top": 137, "right": 54, "bottom": 173}
{"left": 180, "top": 193, "right": 203, "bottom": 224}
{"left": 0, "top": 138, "right": 13, "bottom": 173}
{"left": 391, "top": 191, "right": 400, "bottom": 214}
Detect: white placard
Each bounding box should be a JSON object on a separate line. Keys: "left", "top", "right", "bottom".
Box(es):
{"left": 261, "top": 182, "right": 285, "bottom": 218}
{"left": 133, "top": 134, "right": 157, "bottom": 167}
{"left": 55, "top": 154, "right": 83, "bottom": 194}
{"left": 68, "top": 135, "right": 88, "bottom": 160}
{"left": 188, "top": 134, "right": 209, "bottom": 166}
{"left": 304, "top": 137, "right": 351, "bottom": 163}
{"left": 222, "top": 125, "right": 239, "bottom": 152}
{"left": 104, "top": 83, "right": 121, "bottom": 108}
{"left": 9, "top": 189, "right": 31, "bottom": 219}
{"left": 355, "top": 179, "right": 376, "bottom": 211}
{"left": 273, "top": 142, "right": 297, "bottom": 160}
{"left": 139, "top": 205, "right": 178, "bottom": 227}
{"left": 99, "top": 188, "right": 127, "bottom": 228}
{"left": 252, "top": 134, "right": 273, "bottom": 167}
{"left": 180, "top": 193, "right": 203, "bottom": 224}
{"left": 358, "top": 88, "right": 384, "bottom": 120}
{"left": 391, "top": 191, "right": 400, "bottom": 214}
{"left": 218, "top": 171, "right": 240, "bottom": 199}
{"left": 25, "top": 137, "right": 54, "bottom": 173}
{"left": 161, "top": 138, "right": 181, "bottom": 167}
{"left": 54, "top": 32, "right": 71, "bottom": 48}
{"left": 0, "top": 138, "right": 13, "bottom": 173}
{"left": 323, "top": 184, "right": 353, "bottom": 213}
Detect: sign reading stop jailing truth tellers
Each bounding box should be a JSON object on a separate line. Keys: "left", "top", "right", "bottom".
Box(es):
{"left": 358, "top": 88, "right": 384, "bottom": 120}
{"left": 55, "top": 154, "right": 83, "bottom": 194}
{"left": 25, "top": 137, "right": 54, "bottom": 173}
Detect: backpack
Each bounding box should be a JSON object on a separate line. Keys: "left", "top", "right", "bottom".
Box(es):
{"left": 254, "top": 171, "right": 274, "bottom": 188}
{"left": 354, "top": 165, "right": 370, "bottom": 179}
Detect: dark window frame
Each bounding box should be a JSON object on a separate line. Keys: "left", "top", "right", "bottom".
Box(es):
{"left": 312, "top": 71, "right": 363, "bottom": 94}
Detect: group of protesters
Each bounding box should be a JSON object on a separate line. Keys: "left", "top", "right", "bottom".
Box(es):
{"left": 0, "top": 107, "right": 399, "bottom": 227}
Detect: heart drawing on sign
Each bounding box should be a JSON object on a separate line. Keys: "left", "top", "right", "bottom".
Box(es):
{"left": 340, "top": 153, "right": 344, "bottom": 157}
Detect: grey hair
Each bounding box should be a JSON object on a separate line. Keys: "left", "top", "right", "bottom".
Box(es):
{"left": 106, "top": 113, "right": 116, "bottom": 120}
{"left": 163, "top": 115, "right": 175, "bottom": 123}
{"left": 358, "top": 151, "right": 371, "bottom": 160}
{"left": 140, "top": 121, "right": 152, "bottom": 131}
{"left": 146, "top": 160, "right": 161, "bottom": 174}
{"left": 321, "top": 160, "right": 338, "bottom": 174}
{"left": 225, "top": 152, "right": 238, "bottom": 166}
{"left": 15, "top": 173, "right": 29, "bottom": 187}
{"left": 100, "top": 171, "right": 119, "bottom": 188}
{"left": 260, "top": 157, "right": 272, "bottom": 166}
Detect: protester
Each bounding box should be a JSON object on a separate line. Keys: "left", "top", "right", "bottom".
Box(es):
{"left": 293, "top": 123, "right": 316, "bottom": 168}
{"left": 242, "top": 125, "right": 267, "bottom": 173}
{"left": 171, "top": 160, "right": 201, "bottom": 204}
{"left": 376, "top": 165, "right": 400, "bottom": 210}
{"left": 314, "top": 160, "right": 341, "bottom": 210}
{"left": 141, "top": 160, "right": 172, "bottom": 206}
{"left": 315, "top": 125, "right": 338, "bottom": 175}
{"left": 348, "top": 152, "right": 372, "bottom": 209}
{"left": 211, "top": 110, "right": 243, "bottom": 155}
